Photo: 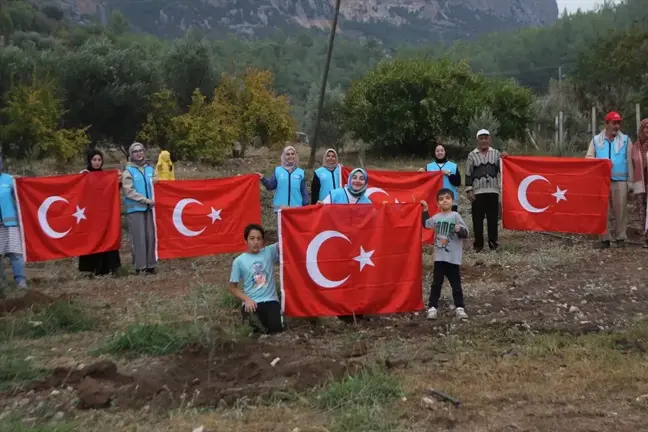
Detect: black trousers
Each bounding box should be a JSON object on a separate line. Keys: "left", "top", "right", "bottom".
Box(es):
{"left": 429, "top": 261, "right": 464, "bottom": 309}
{"left": 471, "top": 193, "right": 499, "bottom": 250}
{"left": 241, "top": 301, "right": 283, "bottom": 334}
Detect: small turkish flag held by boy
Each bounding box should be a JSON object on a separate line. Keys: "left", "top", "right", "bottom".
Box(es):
{"left": 16, "top": 171, "right": 121, "bottom": 262}
{"left": 279, "top": 203, "right": 424, "bottom": 317}
{"left": 340, "top": 166, "right": 442, "bottom": 244}
{"left": 502, "top": 156, "right": 611, "bottom": 234}
{"left": 154, "top": 175, "right": 261, "bottom": 259}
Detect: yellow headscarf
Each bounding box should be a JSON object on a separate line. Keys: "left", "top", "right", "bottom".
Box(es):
{"left": 155, "top": 150, "right": 175, "bottom": 180}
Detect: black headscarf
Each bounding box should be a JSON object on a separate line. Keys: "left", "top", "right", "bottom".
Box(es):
{"left": 434, "top": 144, "right": 448, "bottom": 164}
{"left": 86, "top": 149, "right": 104, "bottom": 172}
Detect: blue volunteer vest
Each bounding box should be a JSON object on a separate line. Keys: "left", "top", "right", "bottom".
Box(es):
{"left": 426, "top": 160, "right": 459, "bottom": 203}
{"left": 329, "top": 188, "right": 372, "bottom": 204}
{"left": 124, "top": 165, "right": 155, "bottom": 213}
{"left": 594, "top": 134, "right": 629, "bottom": 181}
{"left": 272, "top": 166, "right": 305, "bottom": 211}
{"left": 315, "top": 165, "right": 341, "bottom": 201}
{"left": 0, "top": 173, "right": 18, "bottom": 227}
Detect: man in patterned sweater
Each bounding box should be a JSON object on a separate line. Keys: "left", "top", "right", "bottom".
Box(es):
{"left": 465, "top": 129, "right": 508, "bottom": 252}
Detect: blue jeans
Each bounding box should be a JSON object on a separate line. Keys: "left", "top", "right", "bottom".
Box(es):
{"left": 0, "top": 253, "right": 26, "bottom": 284}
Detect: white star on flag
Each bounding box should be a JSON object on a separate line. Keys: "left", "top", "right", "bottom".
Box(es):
{"left": 552, "top": 187, "right": 567, "bottom": 203}
{"left": 208, "top": 207, "right": 222, "bottom": 223}
{"left": 353, "top": 246, "right": 375, "bottom": 271}
{"left": 72, "top": 206, "right": 86, "bottom": 223}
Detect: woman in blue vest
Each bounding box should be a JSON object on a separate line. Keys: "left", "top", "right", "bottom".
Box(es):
{"left": 79, "top": 149, "right": 122, "bottom": 276}
{"left": 321, "top": 167, "right": 372, "bottom": 204}
{"left": 0, "top": 155, "right": 27, "bottom": 289}
{"left": 310, "top": 148, "right": 341, "bottom": 204}
{"left": 257, "top": 146, "right": 308, "bottom": 212}
{"left": 121, "top": 142, "right": 157, "bottom": 275}
{"left": 319, "top": 167, "right": 371, "bottom": 324}
{"left": 419, "top": 143, "right": 461, "bottom": 211}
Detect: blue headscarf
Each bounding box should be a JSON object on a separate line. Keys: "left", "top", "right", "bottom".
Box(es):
{"left": 346, "top": 168, "right": 368, "bottom": 197}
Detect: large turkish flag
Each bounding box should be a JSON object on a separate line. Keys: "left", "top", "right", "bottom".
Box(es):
{"left": 16, "top": 171, "right": 121, "bottom": 262}
{"left": 154, "top": 175, "right": 261, "bottom": 259}
{"left": 340, "top": 166, "right": 443, "bottom": 244}
{"left": 502, "top": 156, "right": 611, "bottom": 234}
{"left": 279, "top": 203, "right": 424, "bottom": 317}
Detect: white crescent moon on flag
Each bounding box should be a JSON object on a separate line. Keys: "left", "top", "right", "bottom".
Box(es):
{"left": 38, "top": 196, "right": 72, "bottom": 239}
{"left": 365, "top": 187, "right": 389, "bottom": 198}
{"left": 306, "top": 230, "right": 351, "bottom": 289}
{"left": 518, "top": 175, "right": 550, "bottom": 214}
{"left": 172, "top": 198, "right": 206, "bottom": 237}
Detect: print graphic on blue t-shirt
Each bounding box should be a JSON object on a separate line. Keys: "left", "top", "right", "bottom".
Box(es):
{"left": 252, "top": 261, "right": 267, "bottom": 289}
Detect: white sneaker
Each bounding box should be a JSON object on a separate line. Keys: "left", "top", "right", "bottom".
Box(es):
{"left": 455, "top": 307, "right": 468, "bottom": 320}
{"left": 426, "top": 307, "right": 438, "bottom": 320}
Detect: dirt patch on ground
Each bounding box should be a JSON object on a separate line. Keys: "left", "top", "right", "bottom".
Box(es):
{"left": 26, "top": 340, "right": 357, "bottom": 411}
{"left": 0, "top": 290, "right": 68, "bottom": 316}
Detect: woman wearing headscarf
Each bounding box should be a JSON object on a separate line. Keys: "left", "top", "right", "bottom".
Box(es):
{"left": 321, "top": 167, "right": 371, "bottom": 204}
{"left": 0, "top": 156, "right": 27, "bottom": 288}
{"left": 319, "top": 167, "right": 371, "bottom": 324}
{"left": 311, "top": 148, "right": 341, "bottom": 204}
{"left": 78, "top": 150, "right": 122, "bottom": 276}
{"left": 419, "top": 143, "right": 461, "bottom": 211}
{"left": 155, "top": 150, "right": 175, "bottom": 181}
{"left": 256, "top": 146, "right": 308, "bottom": 212}
{"left": 121, "top": 142, "right": 157, "bottom": 274}
{"left": 632, "top": 118, "right": 648, "bottom": 247}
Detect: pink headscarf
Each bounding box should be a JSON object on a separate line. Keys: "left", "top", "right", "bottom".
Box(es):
{"left": 281, "top": 145, "right": 298, "bottom": 171}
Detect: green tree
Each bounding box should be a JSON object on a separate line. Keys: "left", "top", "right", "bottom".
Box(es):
{"left": 108, "top": 10, "right": 131, "bottom": 35}
{"left": 572, "top": 25, "right": 648, "bottom": 116}
{"left": 213, "top": 68, "right": 296, "bottom": 157}
{"left": 58, "top": 38, "right": 161, "bottom": 154}
{"left": 0, "top": 78, "right": 88, "bottom": 161}
{"left": 137, "top": 88, "right": 179, "bottom": 152}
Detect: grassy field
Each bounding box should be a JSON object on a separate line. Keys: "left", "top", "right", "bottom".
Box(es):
{"left": 0, "top": 145, "right": 647, "bottom": 432}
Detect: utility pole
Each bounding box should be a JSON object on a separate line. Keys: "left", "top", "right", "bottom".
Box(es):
{"left": 558, "top": 66, "right": 564, "bottom": 150}
{"left": 308, "top": 0, "right": 342, "bottom": 168}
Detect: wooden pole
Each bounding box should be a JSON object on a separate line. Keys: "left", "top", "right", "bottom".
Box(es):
{"left": 308, "top": 0, "right": 342, "bottom": 168}
{"left": 591, "top": 106, "right": 596, "bottom": 137}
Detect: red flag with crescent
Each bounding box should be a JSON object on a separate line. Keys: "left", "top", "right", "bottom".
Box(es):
{"left": 502, "top": 156, "right": 611, "bottom": 234}
{"left": 340, "top": 166, "right": 442, "bottom": 244}
{"left": 154, "top": 175, "right": 261, "bottom": 259}
{"left": 15, "top": 171, "right": 121, "bottom": 262}
{"left": 278, "top": 203, "right": 424, "bottom": 317}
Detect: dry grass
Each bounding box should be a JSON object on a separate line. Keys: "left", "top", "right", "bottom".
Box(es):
{"left": 1, "top": 146, "right": 647, "bottom": 431}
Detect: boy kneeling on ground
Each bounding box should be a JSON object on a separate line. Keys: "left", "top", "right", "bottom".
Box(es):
{"left": 421, "top": 188, "right": 469, "bottom": 320}
{"left": 228, "top": 223, "right": 283, "bottom": 334}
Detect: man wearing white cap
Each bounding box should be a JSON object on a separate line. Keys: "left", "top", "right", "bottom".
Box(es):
{"left": 465, "top": 129, "right": 508, "bottom": 252}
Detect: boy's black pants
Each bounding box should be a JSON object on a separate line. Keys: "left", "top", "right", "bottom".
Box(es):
{"left": 429, "top": 261, "right": 464, "bottom": 309}
{"left": 241, "top": 301, "right": 283, "bottom": 334}
{"left": 471, "top": 192, "right": 499, "bottom": 250}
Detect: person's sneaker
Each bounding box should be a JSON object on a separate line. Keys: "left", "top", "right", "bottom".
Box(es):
{"left": 596, "top": 240, "right": 611, "bottom": 249}
{"left": 426, "top": 307, "right": 438, "bottom": 320}
{"left": 616, "top": 240, "right": 626, "bottom": 248}
{"left": 455, "top": 307, "right": 468, "bottom": 320}
{"left": 16, "top": 279, "right": 27, "bottom": 289}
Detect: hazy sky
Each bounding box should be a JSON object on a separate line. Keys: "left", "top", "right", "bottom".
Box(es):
{"left": 557, "top": 0, "right": 621, "bottom": 13}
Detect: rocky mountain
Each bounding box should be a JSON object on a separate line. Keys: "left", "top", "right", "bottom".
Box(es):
{"left": 63, "top": 0, "right": 559, "bottom": 44}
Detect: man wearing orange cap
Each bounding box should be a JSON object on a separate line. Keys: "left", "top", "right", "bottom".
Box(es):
{"left": 586, "top": 111, "right": 634, "bottom": 248}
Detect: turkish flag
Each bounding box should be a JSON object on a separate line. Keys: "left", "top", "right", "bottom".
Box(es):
{"left": 502, "top": 156, "right": 611, "bottom": 234}
{"left": 340, "top": 166, "right": 443, "bottom": 244}
{"left": 154, "top": 175, "right": 261, "bottom": 259}
{"left": 16, "top": 171, "right": 121, "bottom": 263}
{"left": 279, "top": 203, "right": 424, "bottom": 317}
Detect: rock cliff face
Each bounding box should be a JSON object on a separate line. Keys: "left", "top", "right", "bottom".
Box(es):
{"left": 67, "top": 0, "right": 559, "bottom": 43}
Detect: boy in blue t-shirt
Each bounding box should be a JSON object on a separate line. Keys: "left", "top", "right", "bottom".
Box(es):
{"left": 228, "top": 223, "right": 283, "bottom": 334}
